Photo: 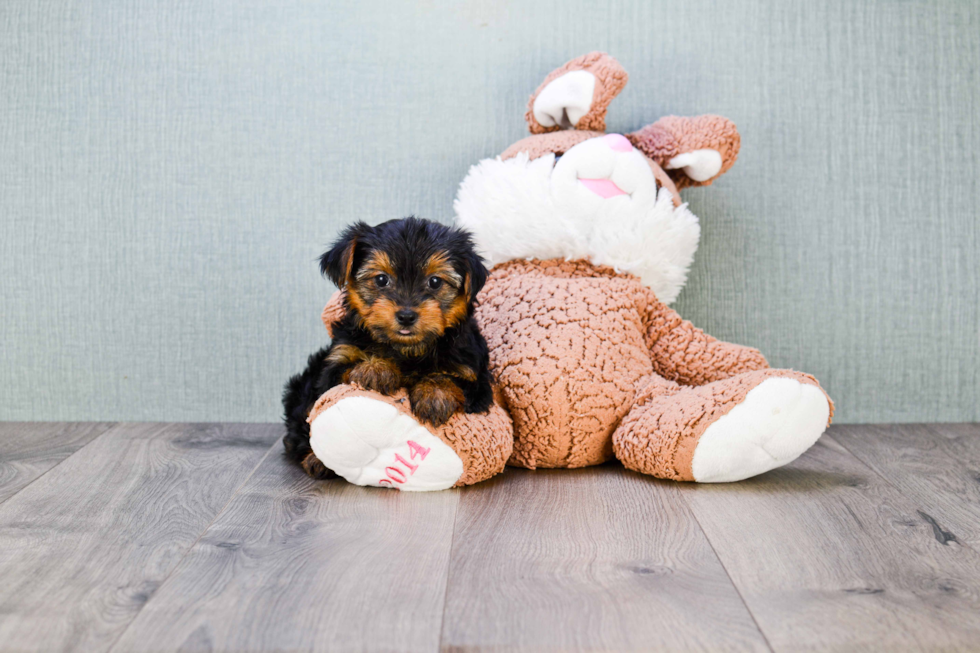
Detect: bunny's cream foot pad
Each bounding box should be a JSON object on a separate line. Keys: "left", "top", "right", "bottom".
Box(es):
{"left": 691, "top": 377, "right": 831, "bottom": 483}
{"left": 309, "top": 396, "right": 463, "bottom": 491}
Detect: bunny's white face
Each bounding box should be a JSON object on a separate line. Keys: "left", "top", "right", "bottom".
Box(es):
{"left": 454, "top": 134, "right": 701, "bottom": 305}
{"left": 550, "top": 133, "right": 662, "bottom": 231}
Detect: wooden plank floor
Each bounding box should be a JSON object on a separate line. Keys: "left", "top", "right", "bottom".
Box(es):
{"left": 0, "top": 423, "right": 978, "bottom": 652}
{"left": 0, "top": 422, "right": 115, "bottom": 505}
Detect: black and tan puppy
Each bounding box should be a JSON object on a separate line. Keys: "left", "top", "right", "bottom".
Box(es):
{"left": 282, "top": 217, "right": 493, "bottom": 479}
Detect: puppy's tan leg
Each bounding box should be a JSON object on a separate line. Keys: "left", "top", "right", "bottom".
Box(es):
{"left": 345, "top": 356, "right": 402, "bottom": 395}
{"left": 329, "top": 345, "right": 401, "bottom": 395}
{"left": 409, "top": 375, "right": 465, "bottom": 426}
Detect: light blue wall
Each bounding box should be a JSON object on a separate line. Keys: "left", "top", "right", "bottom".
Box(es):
{"left": 2, "top": 0, "right": 977, "bottom": 423}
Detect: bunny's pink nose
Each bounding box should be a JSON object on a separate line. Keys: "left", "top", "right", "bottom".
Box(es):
{"left": 603, "top": 133, "right": 633, "bottom": 152}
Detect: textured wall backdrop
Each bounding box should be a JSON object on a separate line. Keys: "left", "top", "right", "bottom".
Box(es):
{"left": 1, "top": 0, "right": 978, "bottom": 423}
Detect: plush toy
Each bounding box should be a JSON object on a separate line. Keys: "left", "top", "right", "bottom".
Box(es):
{"left": 308, "top": 52, "right": 833, "bottom": 491}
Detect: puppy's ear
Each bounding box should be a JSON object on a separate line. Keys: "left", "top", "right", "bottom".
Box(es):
{"left": 320, "top": 222, "right": 373, "bottom": 288}
{"left": 462, "top": 249, "right": 489, "bottom": 303}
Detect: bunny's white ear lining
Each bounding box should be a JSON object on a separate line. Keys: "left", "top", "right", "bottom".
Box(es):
{"left": 533, "top": 70, "right": 596, "bottom": 129}
{"left": 666, "top": 148, "right": 723, "bottom": 182}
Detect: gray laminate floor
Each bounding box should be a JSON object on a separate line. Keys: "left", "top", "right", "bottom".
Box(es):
{"left": 0, "top": 422, "right": 978, "bottom": 652}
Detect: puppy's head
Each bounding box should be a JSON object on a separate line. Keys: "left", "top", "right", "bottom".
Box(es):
{"left": 320, "top": 217, "right": 488, "bottom": 356}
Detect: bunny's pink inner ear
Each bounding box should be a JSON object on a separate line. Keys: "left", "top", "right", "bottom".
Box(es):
{"left": 524, "top": 52, "right": 628, "bottom": 135}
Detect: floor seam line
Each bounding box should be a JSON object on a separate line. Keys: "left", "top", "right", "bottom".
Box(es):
{"left": 104, "top": 435, "right": 280, "bottom": 653}
{"left": 680, "top": 488, "right": 776, "bottom": 653}
{"left": 0, "top": 422, "right": 119, "bottom": 508}
{"left": 437, "top": 489, "right": 462, "bottom": 653}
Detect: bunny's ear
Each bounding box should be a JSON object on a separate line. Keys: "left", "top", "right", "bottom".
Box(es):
{"left": 628, "top": 115, "right": 741, "bottom": 190}
{"left": 525, "top": 52, "right": 628, "bottom": 134}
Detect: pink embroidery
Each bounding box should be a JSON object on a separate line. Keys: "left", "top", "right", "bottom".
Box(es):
{"left": 386, "top": 466, "right": 407, "bottom": 483}
{"left": 394, "top": 453, "right": 418, "bottom": 474}
{"left": 379, "top": 440, "right": 433, "bottom": 487}
{"left": 408, "top": 441, "right": 430, "bottom": 460}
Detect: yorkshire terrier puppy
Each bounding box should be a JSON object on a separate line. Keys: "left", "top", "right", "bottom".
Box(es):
{"left": 282, "top": 217, "right": 493, "bottom": 479}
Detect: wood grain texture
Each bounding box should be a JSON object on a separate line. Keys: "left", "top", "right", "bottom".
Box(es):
{"left": 1, "top": 1, "right": 978, "bottom": 424}
{"left": 0, "top": 422, "right": 115, "bottom": 504}
{"left": 680, "top": 435, "right": 980, "bottom": 652}
{"left": 833, "top": 423, "right": 980, "bottom": 549}
{"left": 441, "top": 465, "right": 769, "bottom": 652}
{"left": 2, "top": 422, "right": 980, "bottom": 651}
{"left": 0, "top": 422, "right": 279, "bottom": 652}
{"left": 111, "top": 448, "right": 459, "bottom": 652}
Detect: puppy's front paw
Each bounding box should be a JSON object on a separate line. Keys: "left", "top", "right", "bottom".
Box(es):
{"left": 410, "top": 377, "right": 464, "bottom": 427}
{"left": 346, "top": 357, "right": 401, "bottom": 395}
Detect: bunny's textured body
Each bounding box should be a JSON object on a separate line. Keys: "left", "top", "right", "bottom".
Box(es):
{"left": 300, "top": 53, "right": 833, "bottom": 490}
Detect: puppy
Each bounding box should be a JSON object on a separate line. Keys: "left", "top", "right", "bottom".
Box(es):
{"left": 282, "top": 217, "right": 494, "bottom": 479}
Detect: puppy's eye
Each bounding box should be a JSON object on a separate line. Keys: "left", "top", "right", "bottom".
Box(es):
{"left": 375, "top": 274, "right": 390, "bottom": 288}
{"left": 427, "top": 276, "right": 443, "bottom": 290}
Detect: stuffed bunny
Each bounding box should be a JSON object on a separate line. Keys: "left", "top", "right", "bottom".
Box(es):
{"left": 307, "top": 53, "right": 832, "bottom": 490}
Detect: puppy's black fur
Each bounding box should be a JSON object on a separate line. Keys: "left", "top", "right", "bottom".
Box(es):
{"left": 282, "top": 217, "right": 493, "bottom": 479}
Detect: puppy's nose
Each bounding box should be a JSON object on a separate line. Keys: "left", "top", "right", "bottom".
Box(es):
{"left": 395, "top": 309, "right": 419, "bottom": 326}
